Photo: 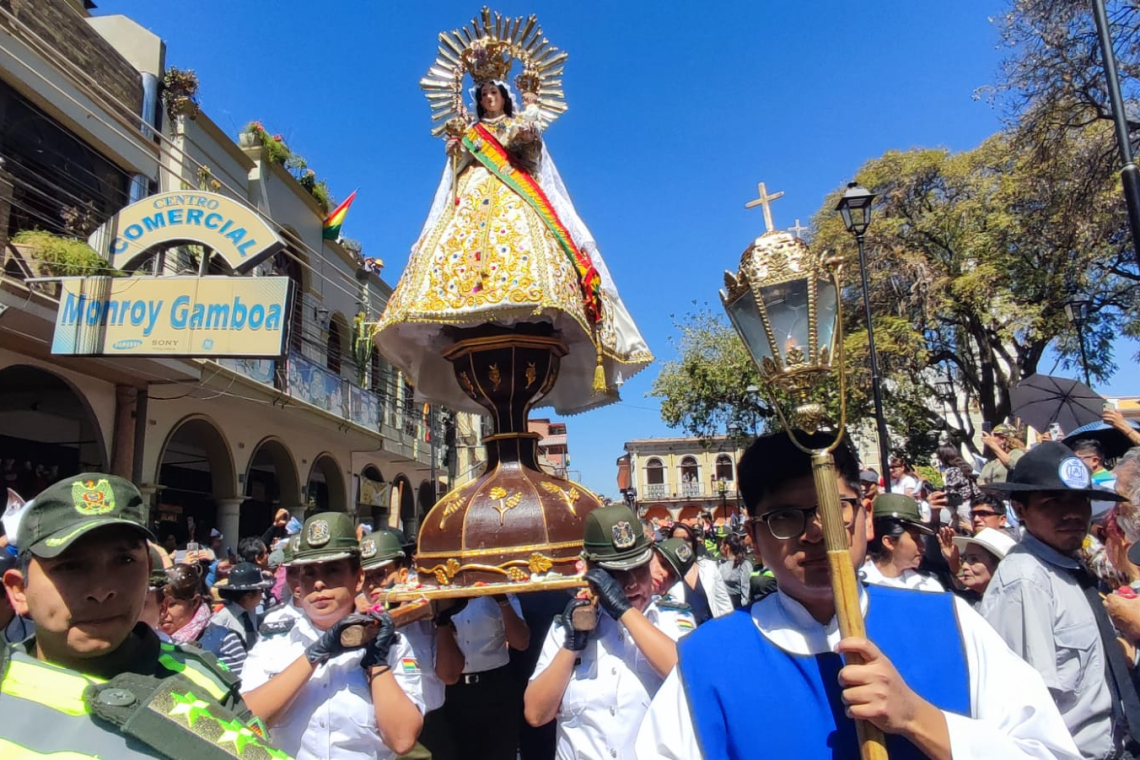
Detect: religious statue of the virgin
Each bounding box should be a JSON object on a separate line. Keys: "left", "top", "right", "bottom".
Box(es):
{"left": 376, "top": 8, "right": 651, "bottom": 416}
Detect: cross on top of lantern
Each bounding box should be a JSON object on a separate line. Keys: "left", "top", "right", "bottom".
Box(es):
{"left": 721, "top": 183, "right": 845, "bottom": 433}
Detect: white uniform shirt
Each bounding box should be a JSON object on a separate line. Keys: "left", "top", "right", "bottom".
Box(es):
{"left": 262, "top": 600, "right": 303, "bottom": 627}
{"left": 635, "top": 587, "right": 1081, "bottom": 760}
{"left": 403, "top": 618, "right": 445, "bottom": 712}
{"left": 860, "top": 560, "right": 946, "bottom": 593}
{"left": 531, "top": 601, "right": 695, "bottom": 760}
{"left": 666, "top": 558, "right": 734, "bottom": 619}
{"left": 452, "top": 595, "right": 523, "bottom": 674}
{"left": 241, "top": 613, "right": 425, "bottom": 760}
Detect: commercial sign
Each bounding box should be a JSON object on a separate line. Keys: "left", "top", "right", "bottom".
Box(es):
{"left": 87, "top": 191, "right": 284, "bottom": 273}
{"left": 51, "top": 276, "right": 292, "bottom": 358}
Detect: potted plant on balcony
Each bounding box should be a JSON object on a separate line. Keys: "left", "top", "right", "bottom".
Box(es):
{"left": 11, "top": 230, "right": 119, "bottom": 278}
{"left": 162, "top": 66, "right": 200, "bottom": 130}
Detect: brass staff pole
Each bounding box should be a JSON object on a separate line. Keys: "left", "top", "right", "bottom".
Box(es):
{"left": 812, "top": 450, "right": 888, "bottom": 760}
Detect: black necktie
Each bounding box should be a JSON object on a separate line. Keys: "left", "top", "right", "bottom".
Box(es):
{"left": 1073, "top": 566, "right": 1140, "bottom": 753}
{"left": 240, "top": 611, "right": 257, "bottom": 649}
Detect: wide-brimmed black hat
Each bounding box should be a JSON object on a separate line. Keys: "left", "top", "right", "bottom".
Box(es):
{"left": 985, "top": 442, "right": 1127, "bottom": 502}
{"left": 214, "top": 562, "right": 273, "bottom": 591}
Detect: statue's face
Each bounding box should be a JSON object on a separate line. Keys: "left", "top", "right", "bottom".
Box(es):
{"left": 480, "top": 84, "right": 504, "bottom": 115}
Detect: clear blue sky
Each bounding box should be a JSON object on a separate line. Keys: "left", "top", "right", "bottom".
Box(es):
{"left": 101, "top": 1, "right": 1140, "bottom": 497}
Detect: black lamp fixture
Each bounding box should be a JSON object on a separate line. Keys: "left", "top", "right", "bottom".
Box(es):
{"left": 836, "top": 182, "right": 876, "bottom": 237}
{"left": 836, "top": 180, "right": 890, "bottom": 496}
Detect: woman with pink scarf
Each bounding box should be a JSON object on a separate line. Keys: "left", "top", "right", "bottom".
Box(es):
{"left": 158, "top": 563, "right": 248, "bottom": 677}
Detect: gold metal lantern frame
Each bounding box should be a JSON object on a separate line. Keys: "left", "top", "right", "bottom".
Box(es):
{"left": 720, "top": 229, "right": 888, "bottom": 760}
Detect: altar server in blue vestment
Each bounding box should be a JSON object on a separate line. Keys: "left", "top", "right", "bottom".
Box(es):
{"left": 635, "top": 430, "right": 1081, "bottom": 760}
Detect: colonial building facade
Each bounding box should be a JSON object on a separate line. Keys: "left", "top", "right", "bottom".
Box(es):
{"left": 620, "top": 436, "right": 745, "bottom": 524}
{"left": 0, "top": 0, "right": 451, "bottom": 546}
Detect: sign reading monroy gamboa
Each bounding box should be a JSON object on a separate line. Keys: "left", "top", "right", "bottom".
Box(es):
{"left": 51, "top": 276, "right": 292, "bottom": 358}
{"left": 87, "top": 191, "right": 284, "bottom": 273}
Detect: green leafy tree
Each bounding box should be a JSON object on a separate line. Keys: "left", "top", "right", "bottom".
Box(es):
{"left": 651, "top": 125, "right": 1138, "bottom": 462}
{"left": 811, "top": 125, "right": 1138, "bottom": 455}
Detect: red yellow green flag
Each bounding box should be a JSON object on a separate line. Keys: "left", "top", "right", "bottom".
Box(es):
{"left": 322, "top": 190, "right": 357, "bottom": 240}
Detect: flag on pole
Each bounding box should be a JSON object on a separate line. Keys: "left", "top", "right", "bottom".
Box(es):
{"left": 322, "top": 189, "right": 357, "bottom": 240}
{"left": 422, "top": 403, "right": 431, "bottom": 442}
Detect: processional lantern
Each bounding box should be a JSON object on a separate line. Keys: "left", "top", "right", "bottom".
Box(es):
{"left": 721, "top": 187, "right": 888, "bottom": 760}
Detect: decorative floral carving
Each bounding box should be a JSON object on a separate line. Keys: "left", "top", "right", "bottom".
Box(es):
{"left": 437, "top": 492, "right": 466, "bottom": 529}
{"left": 489, "top": 486, "right": 507, "bottom": 500}
{"left": 488, "top": 363, "right": 502, "bottom": 390}
{"left": 506, "top": 567, "right": 529, "bottom": 582}
{"left": 525, "top": 362, "right": 537, "bottom": 388}
{"left": 459, "top": 371, "right": 476, "bottom": 397}
{"left": 527, "top": 553, "right": 553, "bottom": 574}
{"left": 540, "top": 481, "right": 579, "bottom": 516}
{"left": 491, "top": 491, "right": 523, "bottom": 525}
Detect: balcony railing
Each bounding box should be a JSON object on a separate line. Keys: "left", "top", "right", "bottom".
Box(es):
{"left": 680, "top": 482, "right": 704, "bottom": 498}
{"left": 644, "top": 483, "right": 668, "bottom": 499}
{"left": 220, "top": 353, "right": 440, "bottom": 467}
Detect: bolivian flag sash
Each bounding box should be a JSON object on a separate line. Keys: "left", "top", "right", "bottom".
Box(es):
{"left": 462, "top": 123, "right": 603, "bottom": 323}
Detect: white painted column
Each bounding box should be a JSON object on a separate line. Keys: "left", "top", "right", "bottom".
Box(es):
{"left": 216, "top": 497, "right": 245, "bottom": 550}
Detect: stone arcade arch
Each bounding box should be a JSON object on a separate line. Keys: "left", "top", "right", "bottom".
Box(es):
{"left": 306, "top": 453, "right": 347, "bottom": 514}
{"left": 244, "top": 437, "right": 301, "bottom": 537}
{"left": 0, "top": 364, "right": 108, "bottom": 496}
{"left": 154, "top": 414, "right": 236, "bottom": 546}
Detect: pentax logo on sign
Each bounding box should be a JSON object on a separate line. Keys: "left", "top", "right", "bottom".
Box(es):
{"left": 87, "top": 191, "right": 283, "bottom": 273}
{"left": 51, "top": 276, "right": 292, "bottom": 358}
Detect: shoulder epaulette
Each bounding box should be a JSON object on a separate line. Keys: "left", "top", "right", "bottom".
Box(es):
{"left": 85, "top": 672, "right": 289, "bottom": 759}
{"left": 259, "top": 618, "right": 295, "bottom": 639}
{"left": 657, "top": 597, "right": 692, "bottom": 612}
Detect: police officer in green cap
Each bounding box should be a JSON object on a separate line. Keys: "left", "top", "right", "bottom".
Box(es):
{"left": 261, "top": 534, "right": 303, "bottom": 639}
{"left": 0, "top": 472, "right": 288, "bottom": 758}
{"left": 861, "top": 493, "right": 944, "bottom": 592}
{"left": 524, "top": 503, "right": 695, "bottom": 758}
{"left": 356, "top": 529, "right": 446, "bottom": 716}
{"left": 241, "top": 512, "right": 424, "bottom": 759}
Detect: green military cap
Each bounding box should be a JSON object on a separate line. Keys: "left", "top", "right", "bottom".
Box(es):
{"left": 20, "top": 472, "right": 155, "bottom": 558}
{"left": 282, "top": 533, "right": 300, "bottom": 566}
{"left": 292, "top": 512, "right": 359, "bottom": 565}
{"left": 992, "top": 423, "right": 1017, "bottom": 436}
{"left": 871, "top": 493, "right": 933, "bottom": 535}
{"left": 360, "top": 529, "right": 405, "bottom": 570}
{"left": 654, "top": 537, "right": 695, "bottom": 580}
{"left": 581, "top": 503, "right": 653, "bottom": 570}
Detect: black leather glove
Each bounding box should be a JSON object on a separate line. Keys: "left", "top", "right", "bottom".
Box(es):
{"left": 584, "top": 567, "right": 632, "bottom": 621}
{"left": 561, "top": 597, "right": 593, "bottom": 651}
{"left": 433, "top": 597, "right": 469, "bottom": 628}
{"left": 360, "top": 612, "right": 398, "bottom": 671}
{"left": 305, "top": 613, "right": 377, "bottom": 665}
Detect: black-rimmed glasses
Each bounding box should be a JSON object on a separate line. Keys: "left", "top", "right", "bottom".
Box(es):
{"left": 751, "top": 497, "right": 860, "bottom": 540}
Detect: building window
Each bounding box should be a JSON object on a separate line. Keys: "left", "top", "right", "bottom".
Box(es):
{"left": 716, "top": 454, "right": 734, "bottom": 482}
{"left": 645, "top": 457, "right": 664, "bottom": 485}
{"left": 680, "top": 456, "right": 699, "bottom": 484}
{"left": 326, "top": 321, "right": 342, "bottom": 374}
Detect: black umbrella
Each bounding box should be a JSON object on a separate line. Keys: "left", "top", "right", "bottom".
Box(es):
{"left": 1062, "top": 418, "right": 1140, "bottom": 460}
{"left": 1010, "top": 374, "right": 1105, "bottom": 435}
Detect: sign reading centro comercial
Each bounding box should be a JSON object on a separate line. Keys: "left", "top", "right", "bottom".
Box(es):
{"left": 87, "top": 191, "right": 284, "bottom": 273}
{"left": 51, "top": 276, "right": 293, "bottom": 358}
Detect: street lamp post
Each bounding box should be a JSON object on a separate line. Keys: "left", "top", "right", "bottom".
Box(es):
{"left": 836, "top": 182, "right": 891, "bottom": 485}
{"left": 1064, "top": 299, "right": 1093, "bottom": 386}
{"left": 1091, "top": 0, "right": 1140, "bottom": 267}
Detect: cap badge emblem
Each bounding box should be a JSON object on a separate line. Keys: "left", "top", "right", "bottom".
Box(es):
{"left": 1059, "top": 457, "right": 1091, "bottom": 489}
{"left": 361, "top": 538, "right": 377, "bottom": 559}
{"left": 611, "top": 520, "right": 635, "bottom": 550}
{"left": 290, "top": 535, "right": 301, "bottom": 553}
{"left": 307, "top": 519, "right": 331, "bottom": 547}
{"left": 71, "top": 479, "right": 115, "bottom": 516}
{"left": 676, "top": 542, "right": 693, "bottom": 562}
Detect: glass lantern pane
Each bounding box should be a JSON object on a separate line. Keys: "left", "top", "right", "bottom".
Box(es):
{"left": 815, "top": 278, "right": 839, "bottom": 365}
{"left": 724, "top": 290, "right": 775, "bottom": 365}
{"left": 759, "top": 280, "right": 811, "bottom": 364}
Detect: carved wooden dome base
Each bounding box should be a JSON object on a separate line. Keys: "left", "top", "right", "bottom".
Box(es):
{"left": 415, "top": 324, "right": 603, "bottom": 589}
